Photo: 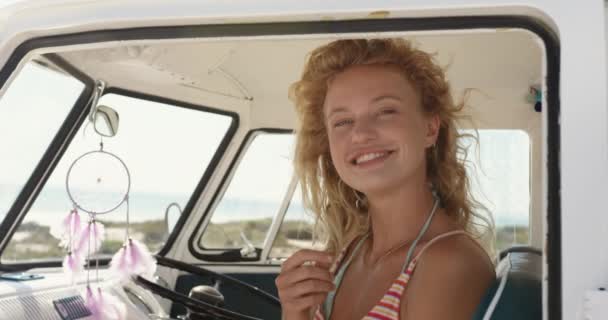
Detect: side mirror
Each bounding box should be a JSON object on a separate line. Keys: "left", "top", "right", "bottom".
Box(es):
{"left": 164, "top": 202, "right": 182, "bottom": 235}
{"left": 93, "top": 105, "right": 119, "bottom": 137}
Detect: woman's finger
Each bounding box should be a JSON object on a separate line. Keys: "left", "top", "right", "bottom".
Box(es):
{"left": 276, "top": 265, "right": 333, "bottom": 290}
{"left": 281, "top": 249, "right": 334, "bottom": 272}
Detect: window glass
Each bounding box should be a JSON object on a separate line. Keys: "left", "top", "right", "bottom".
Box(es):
{"left": 199, "top": 133, "right": 293, "bottom": 249}
{"left": 2, "top": 93, "right": 232, "bottom": 262}
{"left": 461, "top": 129, "right": 531, "bottom": 252}
{"left": 0, "top": 61, "right": 84, "bottom": 223}
{"left": 269, "top": 184, "right": 322, "bottom": 260}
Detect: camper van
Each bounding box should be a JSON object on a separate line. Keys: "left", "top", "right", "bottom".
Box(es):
{"left": 0, "top": 0, "right": 604, "bottom": 319}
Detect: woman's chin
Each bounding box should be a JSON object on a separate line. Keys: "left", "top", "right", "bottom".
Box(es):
{"left": 348, "top": 177, "right": 403, "bottom": 197}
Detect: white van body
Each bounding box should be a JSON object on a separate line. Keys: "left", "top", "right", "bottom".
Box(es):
{"left": 0, "top": 1, "right": 605, "bottom": 319}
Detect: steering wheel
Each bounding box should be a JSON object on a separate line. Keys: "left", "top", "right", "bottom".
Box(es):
{"left": 133, "top": 255, "right": 281, "bottom": 320}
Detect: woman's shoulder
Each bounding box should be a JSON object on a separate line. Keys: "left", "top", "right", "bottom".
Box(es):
{"left": 417, "top": 231, "right": 494, "bottom": 270}
{"left": 402, "top": 232, "right": 496, "bottom": 319}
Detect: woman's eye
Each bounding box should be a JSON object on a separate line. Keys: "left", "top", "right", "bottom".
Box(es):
{"left": 333, "top": 119, "right": 353, "bottom": 128}
{"left": 379, "top": 108, "right": 397, "bottom": 115}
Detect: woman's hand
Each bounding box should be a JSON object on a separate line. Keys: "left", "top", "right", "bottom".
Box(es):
{"left": 275, "top": 249, "right": 335, "bottom": 320}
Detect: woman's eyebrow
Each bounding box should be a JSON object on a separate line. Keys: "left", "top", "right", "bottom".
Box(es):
{"left": 326, "top": 107, "right": 349, "bottom": 119}
{"left": 326, "top": 95, "right": 402, "bottom": 118}
{"left": 371, "top": 94, "right": 403, "bottom": 103}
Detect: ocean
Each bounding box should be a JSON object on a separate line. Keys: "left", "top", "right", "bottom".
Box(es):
{"left": 0, "top": 184, "right": 528, "bottom": 232}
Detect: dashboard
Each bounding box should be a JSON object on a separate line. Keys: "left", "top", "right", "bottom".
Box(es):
{"left": 0, "top": 267, "right": 167, "bottom": 319}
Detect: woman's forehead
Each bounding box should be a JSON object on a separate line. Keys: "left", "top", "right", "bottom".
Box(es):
{"left": 323, "top": 65, "right": 419, "bottom": 113}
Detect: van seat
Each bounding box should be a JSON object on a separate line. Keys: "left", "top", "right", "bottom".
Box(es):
{"left": 472, "top": 246, "right": 542, "bottom": 319}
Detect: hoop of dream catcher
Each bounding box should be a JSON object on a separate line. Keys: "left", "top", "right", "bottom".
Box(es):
{"left": 59, "top": 142, "right": 156, "bottom": 320}
{"left": 65, "top": 147, "right": 131, "bottom": 215}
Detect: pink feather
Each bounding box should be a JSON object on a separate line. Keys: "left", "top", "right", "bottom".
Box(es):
{"left": 62, "top": 251, "right": 84, "bottom": 282}
{"left": 74, "top": 220, "right": 105, "bottom": 256}
{"left": 54, "top": 209, "right": 84, "bottom": 248}
{"left": 127, "top": 239, "right": 157, "bottom": 279}
{"left": 85, "top": 286, "right": 127, "bottom": 320}
{"left": 85, "top": 286, "right": 100, "bottom": 317}
{"left": 109, "top": 245, "right": 129, "bottom": 281}
{"left": 109, "top": 238, "right": 156, "bottom": 282}
{"left": 97, "top": 288, "right": 127, "bottom": 320}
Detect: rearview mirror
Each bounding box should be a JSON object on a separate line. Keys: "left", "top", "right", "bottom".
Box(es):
{"left": 94, "top": 105, "right": 119, "bottom": 137}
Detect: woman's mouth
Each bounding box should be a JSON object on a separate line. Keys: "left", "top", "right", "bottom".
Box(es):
{"left": 351, "top": 150, "right": 394, "bottom": 166}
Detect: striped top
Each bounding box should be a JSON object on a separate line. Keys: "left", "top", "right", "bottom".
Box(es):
{"left": 313, "top": 230, "right": 468, "bottom": 320}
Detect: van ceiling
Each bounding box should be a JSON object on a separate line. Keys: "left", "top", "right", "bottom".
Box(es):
{"left": 56, "top": 29, "right": 543, "bottom": 130}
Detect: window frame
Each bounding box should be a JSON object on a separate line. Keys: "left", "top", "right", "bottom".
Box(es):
{"left": 0, "top": 54, "right": 94, "bottom": 270}
{"left": 87, "top": 87, "right": 240, "bottom": 258}
{"left": 0, "top": 16, "right": 560, "bottom": 319}
{"left": 0, "top": 84, "right": 239, "bottom": 266}
{"left": 260, "top": 174, "right": 298, "bottom": 263}
{"left": 190, "top": 128, "right": 294, "bottom": 262}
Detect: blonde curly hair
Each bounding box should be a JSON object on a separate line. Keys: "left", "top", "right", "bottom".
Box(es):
{"left": 290, "top": 38, "right": 493, "bottom": 255}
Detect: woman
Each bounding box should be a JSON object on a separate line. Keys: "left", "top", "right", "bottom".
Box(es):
{"left": 275, "top": 38, "right": 495, "bottom": 320}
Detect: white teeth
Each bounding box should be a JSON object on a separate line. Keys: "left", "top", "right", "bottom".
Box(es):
{"left": 355, "top": 152, "right": 388, "bottom": 165}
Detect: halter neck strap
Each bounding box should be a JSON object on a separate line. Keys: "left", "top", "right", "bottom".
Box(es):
{"left": 400, "top": 198, "right": 440, "bottom": 273}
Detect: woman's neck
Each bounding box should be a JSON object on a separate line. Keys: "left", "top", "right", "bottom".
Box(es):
{"left": 365, "top": 180, "right": 437, "bottom": 263}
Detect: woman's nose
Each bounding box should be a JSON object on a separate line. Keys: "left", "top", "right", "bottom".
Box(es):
{"left": 351, "top": 117, "right": 377, "bottom": 143}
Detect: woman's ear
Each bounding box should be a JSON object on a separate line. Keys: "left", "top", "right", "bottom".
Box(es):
{"left": 425, "top": 114, "right": 441, "bottom": 146}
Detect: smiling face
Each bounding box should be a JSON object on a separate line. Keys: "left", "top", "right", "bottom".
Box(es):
{"left": 324, "top": 64, "right": 439, "bottom": 196}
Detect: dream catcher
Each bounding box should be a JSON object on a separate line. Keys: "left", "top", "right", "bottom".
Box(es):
{"left": 56, "top": 81, "right": 155, "bottom": 320}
